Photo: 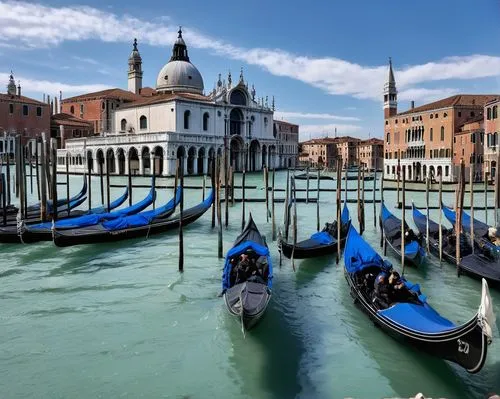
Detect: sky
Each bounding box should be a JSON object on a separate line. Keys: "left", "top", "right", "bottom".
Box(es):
{"left": 1, "top": 0, "right": 500, "bottom": 141}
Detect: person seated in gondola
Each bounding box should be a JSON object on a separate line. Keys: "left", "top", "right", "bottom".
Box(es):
{"left": 323, "top": 221, "right": 337, "bottom": 236}
{"left": 404, "top": 227, "right": 418, "bottom": 242}
{"left": 388, "top": 271, "right": 420, "bottom": 304}
{"left": 372, "top": 272, "right": 390, "bottom": 309}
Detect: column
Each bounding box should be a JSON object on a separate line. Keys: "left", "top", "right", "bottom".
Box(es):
{"left": 139, "top": 155, "right": 144, "bottom": 175}
{"left": 115, "top": 153, "right": 120, "bottom": 175}
{"left": 93, "top": 154, "right": 99, "bottom": 173}
{"left": 203, "top": 156, "right": 208, "bottom": 175}
{"left": 257, "top": 150, "right": 262, "bottom": 171}
{"left": 183, "top": 156, "right": 188, "bottom": 176}
{"left": 164, "top": 154, "right": 172, "bottom": 176}
{"left": 150, "top": 152, "right": 156, "bottom": 175}
{"left": 193, "top": 156, "right": 198, "bottom": 175}
{"left": 124, "top": 151, "right": 129, "bottom": 175}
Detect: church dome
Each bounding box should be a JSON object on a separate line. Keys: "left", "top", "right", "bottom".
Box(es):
{"left": 156, "top": 28, "right": 204, "bottom": 95}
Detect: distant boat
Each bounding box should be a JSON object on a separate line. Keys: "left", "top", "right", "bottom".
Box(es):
{"left": 294, "top": 172, "right": 334, "bottom": 180}
{"left": 344, "top": 225, "right": 495, "bottom": 374}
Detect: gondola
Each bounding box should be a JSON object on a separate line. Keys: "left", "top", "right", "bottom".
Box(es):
{"left": 278, "top": 202, "right": 351, "bottom": 259}
{"left": 1, "top": 175, "right": 88, "bottom": 220}
{"left": 53, "top": 188, "right": 211, "bottom": 247}
{"left": 222, "top": 214, "right": 272, "bottom": 330}
{"left": 294, "top": 172, "right": 334, "bottom": 180}
{"left": 380, "top": 201, "right": 426, "bottom": 267}
{"left": 0, "top": 188, "right": 129, "bottom": 244}
{"left": 344, "top": 225, "right": 495, "bottom": 373}
{"left": 412, "top": 204, "right": 500, "bottom": 287}
{"left": 442, "top": 204, "right": 500, "bottom": 256}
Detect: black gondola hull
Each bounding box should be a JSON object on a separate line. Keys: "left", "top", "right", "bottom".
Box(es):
{"left": 345, "top": 271, "right": 489, "bottom": 373}
{"left": 53, "top": 203, "right": 209, "bottom": 247}
{"left": 279, "top": 240, "right": 337, "bottom": 259}
{"left": 384, "top": 237, "right": 425, "bottom": 267}
{"left": 224, "top": 281, "right": 271, "bottom": 330}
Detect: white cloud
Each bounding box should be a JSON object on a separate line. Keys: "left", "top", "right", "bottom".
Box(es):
{"left": 0, "top": 72, "right": 111, "bottom": 95}
{"left": 72, "top": 56, "right": 99, "bottom": 65}
{"left": 0, "top": 2, "right": 499, "bottom": 104}
{"left": 274, "top": 111, "right": 360, "bottom": 121}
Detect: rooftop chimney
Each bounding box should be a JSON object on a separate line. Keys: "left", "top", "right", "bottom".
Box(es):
{"left": 411, "top": 101, "right": 415, "bottom": 109}
{"left": 17, "top": 81, "right": 21, "bottom": 97}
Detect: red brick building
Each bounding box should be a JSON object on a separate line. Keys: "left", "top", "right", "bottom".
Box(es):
{"left": 484, "top": 98, "right": 499, "bottom": 180}
{"left": 453, "top": 116, "right": 484, "bottom": 180}
{"left": 0, "top": 72, "right": 50, "bottom": 149}
{"left": 51, "top": 113, "right": 94, "bottom": 148}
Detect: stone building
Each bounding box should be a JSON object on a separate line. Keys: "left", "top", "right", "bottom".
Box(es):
{"left": 0, "top": 72, "right": 50, "bottom": 154}
{"left": 60, "top": 29, "right": 289, "bottom": 176}
{"left": 359, "top": 138, "right": 384, "bottom": 170}
{"left": 484, "top": 98, "right": 499, "bottom": 180}
{"left": 383, "top": 59, "right": 496, "bottom": 181}
{"left": 299, "top": 138, "right": 338, "bottom": 168}
{"left": 273, "top": 120, "right": 299, "bottom": 168}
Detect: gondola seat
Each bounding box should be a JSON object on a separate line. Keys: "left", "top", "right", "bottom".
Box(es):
{"left": 379, "top": 303, "right": 456, "bottom": 334}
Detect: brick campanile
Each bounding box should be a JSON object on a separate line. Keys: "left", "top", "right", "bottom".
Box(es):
{"left": 383, "top": 57, "right": 397, "bottom": 119}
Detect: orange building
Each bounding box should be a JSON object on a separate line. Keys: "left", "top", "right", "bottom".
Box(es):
{"left": 484, "top": 98, "right": 499, "bottom": 180}
{"left": 299, "top": 137, "right": 338, "bottom": 168}
{"left": 453, "top": 117, "right": 484, "bottom": 181}
{"left": 383, "top": 59, "right": 496, "bottom": 181}
{"left": 359, "top": 138, "right": 384, "bottom": 170}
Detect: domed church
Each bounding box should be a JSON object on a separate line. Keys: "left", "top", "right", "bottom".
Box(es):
{"left": 61, "top": 28, "right": 293, "bottom": 177}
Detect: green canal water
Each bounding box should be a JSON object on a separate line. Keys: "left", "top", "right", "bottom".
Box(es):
{"left": 1, "top": 171, "right": 499, "bottom": 398}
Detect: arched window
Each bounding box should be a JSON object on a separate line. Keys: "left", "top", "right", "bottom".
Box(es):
{"left": 184, "top": 110, "right": 190, "bottom": 129}
{"left": 386, "top": 132, "right": 390, "bottom": 144}
{"left": 493, "top": 105, "right": 498, "bottom": 119}
{"left": 139, "top": 115, "right": 147, "bottom": 130}
{"left": 70, "top": 105, "right": 74, "bottom": 114}
{"left": 264, "top": 117, "right": 268, "bottom": 127}
{"left": 120, "top": 119, "right": 127, "bottom": 131}
{"left": 430, "top": 128, "right": 433, "bottom": 141}
{"left": 202, "top": 112, "right": 209, "bottom": 131}
{"left": 230, "top": 89, "right": 247, "bottom": 106}
{"left": 487, "top": 107, "right": 492, "bottom": 120}
{"left": 440, "top": 126, "right": 445, "bottom": 141}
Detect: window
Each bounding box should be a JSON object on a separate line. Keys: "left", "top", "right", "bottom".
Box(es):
{"left": 440, "top": 126, "right": 444, "bottom": 141}
{"left": 139, "top": 115, "right": 147, "bottom": 129}
{"left": 462, "top": 148, "right": 465, "bottom": 156}
{"left": 471, "top": 133, "right": 476, "bottom": 143}
{"left": 487, "top": 108, "right": 492, "bottom": 120}
{"left": 9, "top": 103, "right": 13, "bottom": 114}
{"left": 386, "top": 132, "right": 390, "bottom": 144}
{"left": 395, "top": 119, "right": 398, "bottom": 124}
{"left": 22, "top": 105, "right": 28, "bottom": 116}
{"left": 445, "top": 166, "right": 449, "bottom": 176}
{"left": 184, "top": 110, "right": 190, "bottom": 129}
{"left": 386, "top": 165, "right": 390, "bottom": 174}
{"left": 470, "top": 111, "right": 475, "bottom": 117}
{"left": 102, "top": 102, "right": 106, "bottom": 110}
{"left": 494, "top": 105, "right": 498, "bottom": 119}
{"left": 430, "top": 128, "right": 433, "bottom": 141}
{"left": 203, "top": 112, "right": 209, "bottom": 131}
{"left": 264, "top": 117, "right": 268, "bottom": 126}
{"left": 80, "top": 104, "right": 84, "bottom": 114}
{"left": 443, "top": 112, "right": 447, "bottom": 118}
{"left": 435, "top": 113, "right": 438, "bottom": 118}
{"left": 120, "top": 118, "right": 127, "bottom": 131}
{"left": 392, "top": 166, "right": 395, "bottom": 175}
{"left": 430, "top": 114, "right": 433, "bottom": 119}
{"left": 70, "top": 105, "right": 75, "bottom": 114}
{"left": 36, "top": 107, "right": 42, "bottom": 117}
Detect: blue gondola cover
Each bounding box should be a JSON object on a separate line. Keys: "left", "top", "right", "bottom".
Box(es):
{"left": 309, "top": 231, "right": 336, "bottom": 245}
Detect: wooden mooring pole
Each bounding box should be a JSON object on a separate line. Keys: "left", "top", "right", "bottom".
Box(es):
{"left": 241, "top": 166, "right": 246, "bottom": 231}
{"left": 373, "top": 164, "right": 377, "bottom": 227}
{"left": 401, "top": 166, "right": 406, "bottom": 276}
{"left": 128, "top": 153, "right": 133, "bottom": 206}
{"left": 484, "top": 171, "right": 489, "bottom": 225}
{"left": 271, "top": 168, "right": 276, "bottom": 241}
{"left": 178, "top": 159, "right": 184, "bottom": 272}
{"left": 265, "top": 166, "right": 269, "bottom": 222}
{"left": 438, "top": 174, "right": 443, "bottom": 263}
{"left": 217, "top": 156, "right": 223, "bottom": 259}
{"left": 35, "top": 139, "right": 40, "bottom": 201}
{"left": 316, "top": 167, "right": 320, "bottom": 232}
{"left": 425, "top": 176, "right": 430, "bottom": 251}
{"left": 284, "top": 169, "right": 290, "bottom": 240}
{"left": 456, "top": 160, "right": 465, "bottom": 277}
{"left": 336, "top": 159, "right": 342, "bottom": 264}
{"left": 470, "top": 164, "right": 475, "bottom": 254}
{"left": 305, "top": 165, "right": 310, "bottom": 204}
{"left": 51, "top": 138, "right": 58, "bottom": 222}
{"left": 106, "top": 153, "right": 110, "bottom": 212}
{"left": 66, "top": 152, "right": 70, "bottom": 216}
{"left": 291, "top": 176, "right": 297, "bottom": 272}
{"left": 40, "top": 134, "right": 47, "bottom": 222}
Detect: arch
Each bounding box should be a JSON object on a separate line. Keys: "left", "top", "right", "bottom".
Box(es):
{"left": 141, "top": 146, "right": 151, "bottom": 174}
{"left": 86, "top": 150, "right": 93, "bottom": 172}
{"left": 230, "top": 135, "right": 244, "bottom": 172}
{"left": 177, "top": 146, "right": 186, "bottom": 159}
{"left": 422, "top": 164, "right": 427, "bottom": 178}
{"left": 106, "top": 148, "right": 116, "bottom": 174}
{"left": 249, "top": 139, "right": 261, "bottom": 172}
{"left": 261, "top": 144, "right": 267, "bottom": 168}
{"left": 77, "top": 154, "right": 83, "bottom": 165}
{"left": 70, "top": 105, "right": 74, "bottom": 114}
{"left": 429, "top": 166, "right": 435, "bottom": 180}
{"left": 229, "top": 108, "right": 244, "bottom": 136}
{"left": 96, "top": 149, "right": 105, "bottom": 172}
{"left": 492, "top": 160, "right": 497, "bottom": 179}
{"left": 187, "top": 146, "right": 197, "bottom": 175}
{"left": 440, "top": 126, "right": 445, "bottom": 141}
{"left": 139, "top": 115, "right": 147, "bottom": 130}
{"left": 152, "top": 146, "right": 163, "bottom": 175}
{"left": 493, "top": 105, "right": 498, "bottom": 119}
{"left": 230, "top": 89, "right": 247, "bottom": 106}
{"left": 437, "top": 165, "right": 442, "bottom": 177}
{"left": 184, "top": 110, "right": 190, "bottom": 129}
{"left": 197, "top": 147, "right": 206, "bottom": 175}
{"left": 120, "top": 118, "right": 127, "bottom": 131}
{"left": 207, "top": 147, "right": 216, "bottom": 175}
{"left": 203, "top": 112, "right": 209, "bottom": 131}
{"left": 217, "top": 147, "right": 223, "bottom": 157}
{"left": 116, "top": 148, "right": 126, "bottom": 175}
{"left": 129, "top": 147, "right": 139, "bottom": 175}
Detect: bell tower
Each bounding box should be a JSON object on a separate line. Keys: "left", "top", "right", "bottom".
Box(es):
{"left": 383, "top": 58, "right": 397, "bottom": 119}
{"left": 128, "top": 38, "right": 143, "bottom": 94}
